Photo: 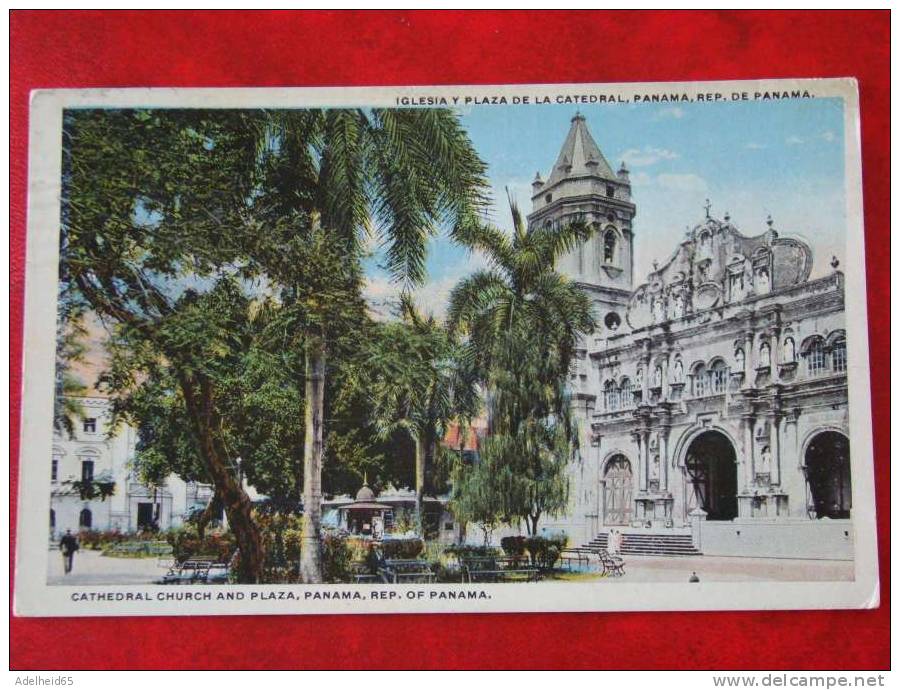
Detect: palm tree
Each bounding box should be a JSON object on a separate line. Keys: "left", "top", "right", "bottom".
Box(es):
{"left": 361, "top": 294, "right": 480, "bottom": 535}
{"left": 448, "top": 192, "right": 596, "bottom": 423}
{"left": 257, "top": 109, "right": 490, "bottom": 581}
{"left": 448, "top": 194, "right": 597, "bottom": 534}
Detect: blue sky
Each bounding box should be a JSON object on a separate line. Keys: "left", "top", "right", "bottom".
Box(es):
{"left": 364, "top": 98, "right": 846, "bottom": 319}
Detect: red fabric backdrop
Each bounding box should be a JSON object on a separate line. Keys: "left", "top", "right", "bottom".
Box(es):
{"left": 9, "top": 10, "right": 890, "bottom": 670}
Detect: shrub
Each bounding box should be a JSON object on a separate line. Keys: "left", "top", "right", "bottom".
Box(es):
{"left": 442, "top": 544, "right": 500, "bottom": 564}
{"left": 524, "top": 534, "right": 568, "bottom": 570}
{"left": 380, "top": 537, "right": 424, "bottom": 560}
{"left": 77, "top": 529, "right": 102, "bottom": 550}
{"left": 322, "top": 532, "right": 353, "bottom": 583}
{"left": 166, "top": 526, "right": 236, "bottom": 563}
{"left": 500, "top": 536, "right": 527, "bottom": 557}
{"left": 346, "top": 536, "right": 375, "bottom": 563}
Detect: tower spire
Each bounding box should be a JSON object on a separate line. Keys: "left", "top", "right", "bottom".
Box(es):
{"left": 545, "top": 113, "right": 616, "bottom": 187}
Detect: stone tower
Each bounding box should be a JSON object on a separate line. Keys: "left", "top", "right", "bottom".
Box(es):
{"left": 528, "top": 113, "right": 636, "bottom": 333}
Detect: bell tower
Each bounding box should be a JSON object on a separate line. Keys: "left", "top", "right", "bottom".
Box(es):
{"left": 528, "top": 113, "right": 636, "bottom": 331}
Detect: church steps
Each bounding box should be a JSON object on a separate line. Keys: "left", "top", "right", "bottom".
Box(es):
{"left": 584, "top": 531, "right": 702, "bottom": 556}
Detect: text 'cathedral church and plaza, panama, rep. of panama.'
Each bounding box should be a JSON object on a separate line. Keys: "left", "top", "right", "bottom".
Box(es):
{"left": 534, "top": 114, "right": 852, "bottom": 560}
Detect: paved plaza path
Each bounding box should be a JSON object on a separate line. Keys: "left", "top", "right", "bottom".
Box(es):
{"left": 46, "top": 547, "right": 853, "bottom": 587}
{"left": 584, "top": 554, "right": 854, "bottom": 583}
{"left": 47, "top": 548, "right": 170, "bottom": 586}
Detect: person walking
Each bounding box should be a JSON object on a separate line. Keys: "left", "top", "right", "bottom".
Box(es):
{"left": 59, "top": 529, "right": 79, "bottom": 575}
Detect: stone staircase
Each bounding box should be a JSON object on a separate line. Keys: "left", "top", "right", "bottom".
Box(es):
{"left": 586, "top": 530, "right": 701, "bottom": 556}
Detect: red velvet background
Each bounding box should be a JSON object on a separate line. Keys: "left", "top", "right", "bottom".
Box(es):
{"left": 9, "top": 10, "right": 890, "bottom": 670}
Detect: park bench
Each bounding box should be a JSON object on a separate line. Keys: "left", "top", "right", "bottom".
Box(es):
{"left": 461, "top": 556, "right": 541, "bottom": 583}
{"left": 559, "top": 548, "right": 593, "bottom": 571}
{"left": 160, "top": 555, "right": 228, "bottom": 584}
{"left": 378, "top": 558, "right": 435, "bottom": 584}
{"left": 349, "top": 561, "right": 379, "bottom": 584}
{"left": 596, "top": 550, "right": 626, "bottom": 577}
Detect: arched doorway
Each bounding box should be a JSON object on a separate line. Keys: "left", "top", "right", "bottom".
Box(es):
{"left": 684, "top": 430, "right": 738, "bottom": 520}
{"left": 603, "top": 455, "right": 633, "bottom": 525}
{"left": 805, "top": 431, "right": 851, "bottom": 519}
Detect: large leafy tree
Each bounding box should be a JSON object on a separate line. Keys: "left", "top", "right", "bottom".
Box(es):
{"left": 448, "top": 195, "right": 596, "bottom": 534}
{"left": 61, "top": 109, "right": 271, "bottom": 581}
{"left": 253, "top": 109, "right": 490, "bottom": 581}
{"left": 348, "top": 295, "right": 480, "bottom": 534}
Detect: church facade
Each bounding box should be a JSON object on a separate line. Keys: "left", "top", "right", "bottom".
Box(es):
{"left": 534, "top": 115, "right": 852, "bottom": 558}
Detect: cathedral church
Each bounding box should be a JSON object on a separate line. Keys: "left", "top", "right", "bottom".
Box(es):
{"left": 534, "top": 114, "right": 853, "bottom": 559}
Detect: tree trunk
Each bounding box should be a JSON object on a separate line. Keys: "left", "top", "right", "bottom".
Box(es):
{"left": 178, "top": 374, "right": 263, "bottom": 583}
{"left": 528, "top": 513, "right": 541, "bottom": 536}
{"left": 196, "top": 496, "right": 221, "bottom": 541}
{"left": 300, "top": 333, "right": 326, "bottom": 583}
{"left": 414, "top": 434, "right": 426, "bottom": 537}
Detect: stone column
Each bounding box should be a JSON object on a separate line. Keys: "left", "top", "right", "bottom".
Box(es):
{"left": 771, "top": 327, "right": 782, "bottom": 383}
{"left": 770, "top": 413, "right": 782, "bottom": 486}
{"left": 631, "top": 431, "right": 644, "bottom": 492}
{"left": 783, "top": 408, "right": 802, "bottom": 517}
{"left": 743, "top": 331, "right": 757, "bottom": 388}
{"left": 661, "top": 353, "right": 670, "bottom": 401}
{"left": 660, "top": 425, "right": 670, "bottom": 491}
{"left": 641, "top": 357, "right": 651, "bottom": 402}
{"left": 741, "top": 413, "right": 755, "bottom": 491}
{"left": 637, "top": 428, "right": 651, "bottom": 492}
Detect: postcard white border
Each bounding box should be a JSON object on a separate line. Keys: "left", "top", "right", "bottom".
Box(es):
{"left": 14, "top": 79, "right": 879, "bottom": 617}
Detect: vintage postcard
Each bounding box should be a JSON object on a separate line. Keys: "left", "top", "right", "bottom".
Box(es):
{"left": 14, "top": 79, "right": 878, "bottom": 616}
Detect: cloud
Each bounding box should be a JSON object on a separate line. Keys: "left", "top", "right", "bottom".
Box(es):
{"left": 364, "top": 253, "right": 491, "bottom": 322}
{"left": 655, "top": 106, "right": 685, "bottom": 120}
{"left": 619, "top": 146, "right": 679, "bottom": 167}
{"left": 656, "top": 173, "right": 709, "bottom": 193}
{"left": 786, "top": 136, "right": 805, "bottom": 145}
{"left": 744, "top": 142, "right": 767, "bottom": 150}
{"left": 820, "top": 130, "right": 836, "bottom": 142}
{"left": 629, "top": 171, "right": 653, "bottom": 186}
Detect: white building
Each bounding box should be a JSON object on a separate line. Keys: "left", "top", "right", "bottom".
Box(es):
{"left": 50, "top": 395, "right": 212, "bottom": 537}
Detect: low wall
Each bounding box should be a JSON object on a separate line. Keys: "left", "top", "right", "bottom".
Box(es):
{"left": 696, "top": 519, "right": 854, "bottom": 561}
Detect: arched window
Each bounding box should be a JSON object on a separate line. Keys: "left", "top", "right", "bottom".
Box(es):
{"left": 804, "top": 337, "right": 827, "bottom": 376}
{"left": 619, "top": 378, "right": 633, "bottom": 408}
{"left": 692, "top": 364, "right": 707, "bottom": 397}
{"left": 759, "top": 342, "right": 771, "bottom": 368}
{"left": 709, "top": 360, "right": 728, "bottom": 394}
{"left": 603, "top": 228, "right": 617, "bottom": 264}
{"left": 832, "top": 338, "right": 847, "bottom": 373}
{"left": 783, "top": 337, "right": 797, "bottom": 363}
{"left": 79, "top": 508, "right": 92, "bottom": 529}
{"left": 604, "top": 380, "right": 617, "bottom": 412}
